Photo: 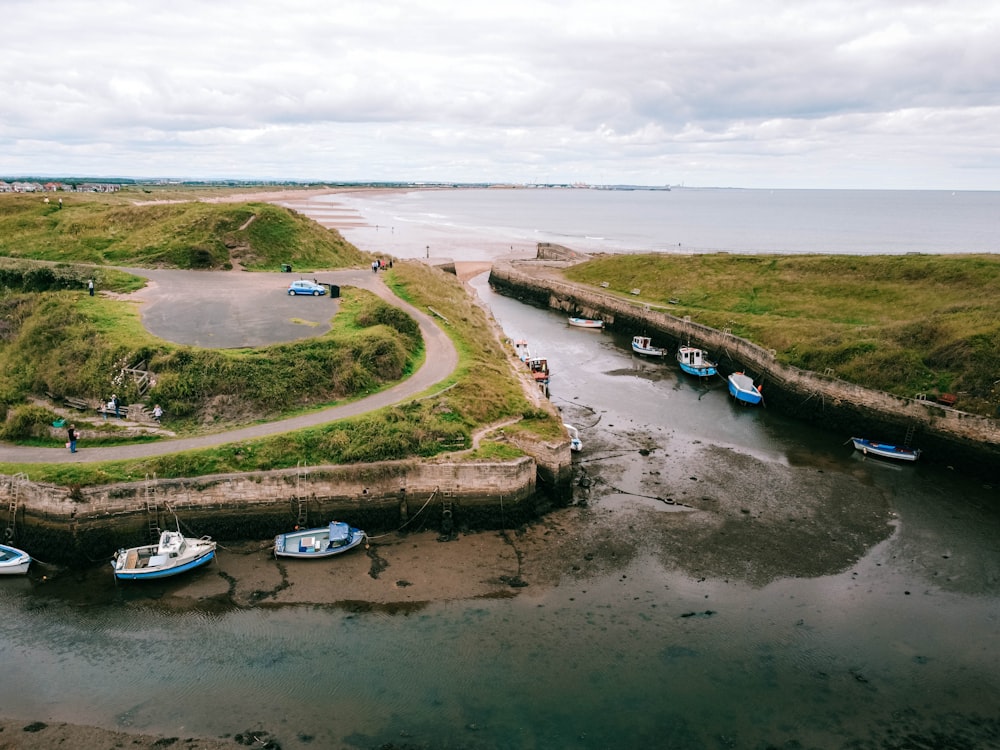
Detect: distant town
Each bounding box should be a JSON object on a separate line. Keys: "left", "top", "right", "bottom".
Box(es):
{"left": 0, "top": 178, "right": 673, "bottom": 193}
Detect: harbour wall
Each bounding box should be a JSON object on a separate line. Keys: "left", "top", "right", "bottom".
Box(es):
{"left": 490, "top": 255, "right": 1000, "bottom": 480}
{"left": 5, "top": 449, "right": 568, "bottom": 567}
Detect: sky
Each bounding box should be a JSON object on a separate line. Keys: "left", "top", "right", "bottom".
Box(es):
{"left": 3, "top": 0, "right": 1000, "bottom": 189}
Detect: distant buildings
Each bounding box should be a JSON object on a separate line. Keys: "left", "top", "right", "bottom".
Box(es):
{"left": 0, "top": 180, "right": 120, "bottom": 193}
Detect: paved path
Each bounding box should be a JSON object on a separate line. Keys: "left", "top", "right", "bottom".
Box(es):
{"left": 0, "top": 267, "right": 459, "bottom": 464}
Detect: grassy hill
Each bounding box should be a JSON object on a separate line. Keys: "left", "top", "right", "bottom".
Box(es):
{"left": 564, "top": 253, "right": 1000, "bottom": 417}
{"left": 0, "top": 192, "right": 365, "bottom": 270}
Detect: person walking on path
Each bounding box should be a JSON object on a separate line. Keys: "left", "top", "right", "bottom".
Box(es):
{"left": 67, "top": 424, "right": 78, "bottom": 453}
{"left": 88, "top": 279, "right": 94, "bottom": 296}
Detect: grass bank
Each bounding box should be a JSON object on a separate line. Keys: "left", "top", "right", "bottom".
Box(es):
{"left": 564, "top": 253, "right": 1000, "bottom": 416}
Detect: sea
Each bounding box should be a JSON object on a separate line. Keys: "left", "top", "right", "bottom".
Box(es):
{"left": 2, "top": 187, "right": 999, "bottom": 750}
{"left": 302, "top": 187, "right": 1000, "bottom": 261}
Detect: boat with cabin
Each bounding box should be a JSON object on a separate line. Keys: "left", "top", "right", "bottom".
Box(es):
{"left": 631, "top": 335, "right": 668, "bottom": 357}
{"left": 112, "top": 527, "right": 217, "bottom": 581}
{"left": 676, "top": 346, "right": 717, "bottom": 377}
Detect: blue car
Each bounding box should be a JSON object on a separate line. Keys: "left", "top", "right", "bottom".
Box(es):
{"left": 287, "top": 280, "right": 327, "bottom": 296}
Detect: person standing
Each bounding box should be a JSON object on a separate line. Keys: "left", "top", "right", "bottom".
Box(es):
{"left": 88, "top": 279, "right": 94, "bottom": 296}
{"left": 67, "top": 424, "right": 78, "bottom": 453}
{"left": 152, "top": 404, "right": 163, "bottom": 423}
{"left": 110, "top": 394, "right": 120, "bottom": 419}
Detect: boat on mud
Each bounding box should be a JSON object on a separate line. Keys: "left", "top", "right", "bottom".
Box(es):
{"left": 112, "top": 528, "right": 217, "bottom": 581}
{"left": 676, "top": 346, "right": 717, "bottom": 377}
{"left": 568, "top": 317, "right": 604, "bottom": 329}
{"left": 631, "top": 335, "right": 668, "bottom": 357}
{"left": 851, "top": 437, "right": 922, "bottom": 462}
{"left": 274, "top": 521, "right": 367, "bottom": 559}
{"left": 727, "top": 371, "right": 763, "bottom": 405}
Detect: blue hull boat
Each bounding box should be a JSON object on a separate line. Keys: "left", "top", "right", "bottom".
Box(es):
{"left": 112, "top": 529, "right": 216, "bottom": 581}
{"left": 676, "top": 346, "right": 717, "bottom": 377}
{"left": 727, "top": 372, "right": 763, "bottom": 405}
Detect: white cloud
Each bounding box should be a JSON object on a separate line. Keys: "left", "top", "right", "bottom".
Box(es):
{"left": 1, "top": 0, "right": 999, "bottom": 187}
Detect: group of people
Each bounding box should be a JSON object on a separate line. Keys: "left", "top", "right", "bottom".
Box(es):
{"left": 371, "top": 258, "right": 392, "bottom": 272}
{"left": 66, "top": 400, "right": 163, "bottom": 453}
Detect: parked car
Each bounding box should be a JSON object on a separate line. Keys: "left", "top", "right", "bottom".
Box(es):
{"left": 287, "top": 280, "right": 327, "bottom": 296}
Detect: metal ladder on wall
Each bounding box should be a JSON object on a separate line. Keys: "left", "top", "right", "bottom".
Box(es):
{"left": 904, "top": 424, "right": 916, "bottom": 448}
{"left": 295, "top": 462, "right": 309, "bottom": 527}
{"left": 145, "top": 474, "right": 160, "bottom": 542}
{"left": 4, "top": 473, "right": 28, "bottom": 543}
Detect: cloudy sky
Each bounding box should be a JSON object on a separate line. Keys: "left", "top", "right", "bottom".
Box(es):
{"left": 4, "top": 0, "right": 999, "bottom": 189}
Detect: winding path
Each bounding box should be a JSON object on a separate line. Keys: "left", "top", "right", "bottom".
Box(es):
{"left": 0, "top": 267, "right": 459, "bottom": 464}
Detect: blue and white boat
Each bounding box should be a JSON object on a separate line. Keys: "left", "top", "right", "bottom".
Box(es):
{"left": 112, "top": 528, "right": 216, "bottom": 581}
{"left": 564, "top": 423, "right": 583, "bottom": 452}
{"left": 851, "top": 437, "right": 921, "bottom": 462}
{"left": 676, "top": 346, "right": 717, "bottom": 377}
{"left": 0, "top": 543, "right": 31, "bottom": 575}
{"left": 274, "top": 521, "right": 366, "bottom": 559}
{"left": 727, "top": 371, "right": 763, "bottom": 405}
{"left": 631, "top": 335, "right": 668, "bottom": 357}
{"left": 568, "top": 317, "right": 604, "bottom": 329}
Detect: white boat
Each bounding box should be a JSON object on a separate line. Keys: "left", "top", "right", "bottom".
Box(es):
{"left": 274, "top": 521, "right": 366, "bottom": 559}
{"left": 676, "top": 346, "right": 717, "bottom": 377}
{"left": 563, "top": 423, "right": 583, "bottom": 452}
{"left": 631, "top": 335, "right": 668, "bottom": 357}
{"left": 0, "top": 543, "right": 31, "bottom": 575}
{"left": 112, "top": 528, "right": 217, "bottom": 581}
{"left": 727, "top": 371, "right": 763, "bottom": 405}
{"left": 568, "top": 317, "right": 604, "bottom": 329}
{"left": 851, "top": 437, "right": 921, "bottom": 462}
{"left": 513, "top": 339, "right": 530, "bottom": 362}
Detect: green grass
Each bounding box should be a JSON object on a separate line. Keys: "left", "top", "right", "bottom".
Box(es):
{"left": 565, "top": 253, "right": 1000, "bottom": 415}
{"left": 0, "top": 260, "right": 553, "bottom": 486}
{"left": 0, "top": 192, "right": 365, "bottom": 270}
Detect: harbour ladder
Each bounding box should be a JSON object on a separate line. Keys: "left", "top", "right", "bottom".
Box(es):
{"left": 145, "top": 474, "right": 160, "bottom": 542}
{"left": 5, "top": 473, "right": 28, "bottom": 542}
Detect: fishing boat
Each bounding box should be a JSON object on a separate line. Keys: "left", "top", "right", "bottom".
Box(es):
{"left": 851, "top": 437, "right": 921, "bottom": 462}
{"left": 568, "top": 317, "right": 604, "bottom": 329}
{"left": 274, "top": 521, "right": 366, "bottom": 559}
{"left": 526, "top": 356, "right": 550, "bottom": 385}
{"left": 111, "top": 528, "right": 217, "bottom": 581}
{"left": 676, "top": 346, "right": 717, "bottom": 377}
{"left": 0, "top": 543, "right": 31, "bottom": 575}
{"left": 727, "top": 371, "right": 763, "bottom": 405}
{"left": 631, "top": 335, "right": 668, "bottom": 357}
{"left": 513, "top": 339, "right": 530, "bottom": 362}
{"left": 563, "top": 423, "right": 583, "bottom": 452}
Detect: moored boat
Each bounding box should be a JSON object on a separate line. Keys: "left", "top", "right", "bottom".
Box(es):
{"left": 563, "top": 423, "right": 583, "bottom": 452}
{"left": 727, "top": 371, "right": 763, "bottom": 405}
{"left": 112, "top": 528, "right": 217, "bottom": 581}
{"left": 676, "top": 346, "right": 717, "bottom": 377}
{"left": 568, "top": 317, "right": 604, "bottom": 329}
{"left": 274, "top": 521, "right": 366, "bottom": 559}
{"left": 631, "top": 335, "right": 668, "bottom": 357}
{"left": 513, "top": 339, "right": 530, "bottom": 362}
{"left": 526, "top": 356, "right": 550, "bottom": 385}
{"left": 0, "top": 543, "right": 31, "bottom": 575}
{"left": 851, "top": 437, "right": 921, "bottom": 462}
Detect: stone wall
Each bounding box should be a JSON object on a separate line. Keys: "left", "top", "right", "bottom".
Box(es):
{"left": 490, "top": 258, "right": 1000, "bottom": 477}
{"left": 3, "top": 455, "right": 547, "bottom": 565}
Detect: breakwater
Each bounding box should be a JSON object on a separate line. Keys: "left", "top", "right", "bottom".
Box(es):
{"left": 490, "top": 252, "right": 1000, "bottom": 479}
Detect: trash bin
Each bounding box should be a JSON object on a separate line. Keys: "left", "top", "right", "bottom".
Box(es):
{"left": 281, "top": 263, "right": 292, "bottom": 273}
{"left": 328, "top": 284, "right": 340, "bottom": 298}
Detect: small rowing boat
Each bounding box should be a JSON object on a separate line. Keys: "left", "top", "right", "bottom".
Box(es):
{"left": 568, "top": 317, "right": 604, "bottom": 329}
{"left": 851, "top": 437, "right": 921, "bottom": 462}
